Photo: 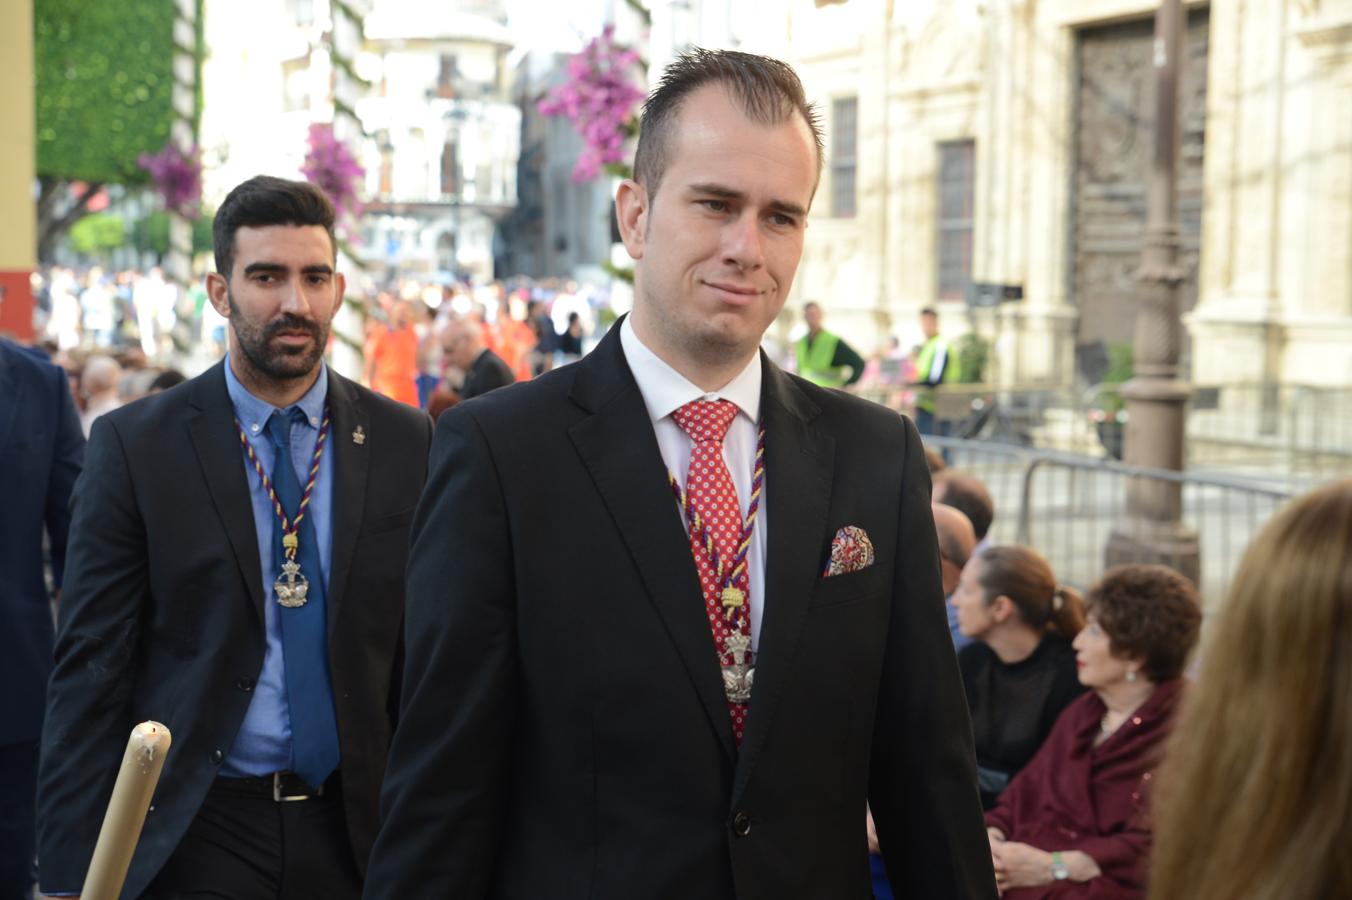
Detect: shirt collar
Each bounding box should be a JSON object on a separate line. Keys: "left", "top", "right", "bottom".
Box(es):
{"left": 224, "top": 354, "right": 329, "bottom": 436}
{"left": 620, "top": 315, "right": 762, "bottom": 426}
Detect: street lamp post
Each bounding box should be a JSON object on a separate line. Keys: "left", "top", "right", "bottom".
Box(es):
{"left": 1104, "top": 0, "right": 1200, "bottom": 583}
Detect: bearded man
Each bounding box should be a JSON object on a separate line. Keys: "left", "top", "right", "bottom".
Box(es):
{"left": 37, "top": 176, "right": 433, "bottom": 900}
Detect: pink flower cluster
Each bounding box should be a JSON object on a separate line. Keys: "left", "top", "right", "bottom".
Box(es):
{"left": 538, "top": 25, "right": 646, "bottom": 182}
{"left": 301, "top": 123, "right": 366, "bottom": 234}
{"left": 137, "top": 141, "right": 203, "bottom": 218}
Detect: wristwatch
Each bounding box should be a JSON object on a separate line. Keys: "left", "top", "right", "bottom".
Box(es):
{"left": 1050, "top": 851, "right": 1070, "bottom": 881}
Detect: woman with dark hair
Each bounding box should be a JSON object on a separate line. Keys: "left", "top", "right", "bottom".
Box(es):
{"left": 949, "top": 545, "right": 1085, "bottom": 808}
{"left": 983, "top": 564, "right": 1201, "bottom": 898}
{"left": 1150, "top": 481, "right": 1352, "bottom": 900}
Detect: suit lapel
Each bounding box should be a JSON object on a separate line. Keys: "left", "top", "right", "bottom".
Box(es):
{"left": 323, "top": 370, "right": 368, "bottom": 637}
{"left": 733, "top": 360, "right": 834, "bottom": 798}
{"left": 186, "top": 362, "right": 266, "bottom": 626}
{"left": 567, "top": 327, "right": 738, "bottom": 760}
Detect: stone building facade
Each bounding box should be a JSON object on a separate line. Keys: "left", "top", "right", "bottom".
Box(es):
{"left": 749, "top": 0, "right": 1352, "bottom": 390}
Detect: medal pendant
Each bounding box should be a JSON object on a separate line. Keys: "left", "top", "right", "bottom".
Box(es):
{"left": 274, "top": 558, "right": 310, "bottom": 608}
{"left": 720, "top": 632, "right": 755, "bottom": 704}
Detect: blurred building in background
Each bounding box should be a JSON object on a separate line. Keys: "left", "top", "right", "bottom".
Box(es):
{"left": 757, "top": 0, "right": 1352, "bottom": 392}
{"left": 202, "top": 0, "right": 521, "bottom": 285}
{"left": 499, "top": 49, "right": 616, "bottom": 282}
{"left": 357, "top": 0, "right": 520, "bottom": 282}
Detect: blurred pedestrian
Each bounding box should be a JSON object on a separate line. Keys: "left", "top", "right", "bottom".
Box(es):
{"left": 1150, "top": 480, "right": 1352, "bottom": 900}
{"left": 441, "top": 316, "right": 514, "bottom": 399}
{"left": 0, "top": 339, "right": 83, "bottom": 900}
{"left": 77, "top": 355, "right": 122, "bottom": 437}
{"left": 365, "top": 300, "right": 420, "bottom": 407}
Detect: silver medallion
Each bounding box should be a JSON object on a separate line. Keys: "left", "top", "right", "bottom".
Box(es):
{"left": 274, "top": 558, "right": 310, "bottom": 608}
{"left": 721, "top": 632, "right": 755, "bottom": 704}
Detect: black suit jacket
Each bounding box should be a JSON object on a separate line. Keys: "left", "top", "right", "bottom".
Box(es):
{"left": 0, "top": 340, "right": 84, "bottom": 745}
{"left": 462, "top": 347, "right": 516, "bottom": 399}
{"left": 37, "top": 361, "right": 433, "bottom": 898}
{"left": 367, "top": 324, "right": 996, "bottom": 899}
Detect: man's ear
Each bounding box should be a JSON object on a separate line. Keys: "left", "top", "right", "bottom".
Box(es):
{"left": 206, "top": 272, "right": 231, "bottom": 318}
{"left": 615, "top": 179, "right": 649, "bottom": 262}
{"left": 333, "top": 272, "right": 347, "bottom": 315}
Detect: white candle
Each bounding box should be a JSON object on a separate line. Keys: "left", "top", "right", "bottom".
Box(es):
{"left": 82, "top": 721, "right": 172, "bottom": 900}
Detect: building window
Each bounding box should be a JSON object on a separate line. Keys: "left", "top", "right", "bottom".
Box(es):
{"left": 830, "top": 97, "right": 857, "bottom": 218}
{"left": 936, "top": 140, "right": 975, "bottom": 301}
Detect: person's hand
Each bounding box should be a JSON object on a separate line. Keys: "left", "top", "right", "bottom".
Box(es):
{"left": 865, "top": 806, "right": 880, "bottom": 855}
{"left": 991, "top": 840, "right": 1055, "bottom": 892}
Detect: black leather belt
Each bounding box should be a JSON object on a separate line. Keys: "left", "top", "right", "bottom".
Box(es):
{"left": 213, "top": 771, "right": 335, "bottom": 802}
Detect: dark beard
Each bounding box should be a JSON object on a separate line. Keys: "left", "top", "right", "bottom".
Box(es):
{"left": 228, "top": 290, "right": 329, "bottom": 382}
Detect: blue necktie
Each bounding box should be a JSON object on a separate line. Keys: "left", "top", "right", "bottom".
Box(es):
{"left": 266, "top": 408, "right": 340, "bottom": 790}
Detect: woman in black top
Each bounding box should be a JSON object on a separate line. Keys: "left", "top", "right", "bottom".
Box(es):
{"left": 949, "top": 545, "right": 1086, "bottom": 809}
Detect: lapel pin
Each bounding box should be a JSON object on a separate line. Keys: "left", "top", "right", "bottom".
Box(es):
{"left": 352, "top": 425, "right": 366, "bottom": 445}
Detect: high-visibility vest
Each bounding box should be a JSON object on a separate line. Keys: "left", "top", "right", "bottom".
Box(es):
{"left": 915, "top": 335, "right": 961, "bottom": 413}
{"left": 795, "top": 331, "right": 846, "bottom": 387}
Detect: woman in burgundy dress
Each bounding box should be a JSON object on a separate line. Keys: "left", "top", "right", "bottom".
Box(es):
{"left": 984, "top": 564, "right": 1201, "bottom": 898}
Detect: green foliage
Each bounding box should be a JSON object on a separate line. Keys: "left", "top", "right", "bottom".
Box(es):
{"left": 69, "top": 213, "right": 127, "bottom": 255}
{"left": 35, "top": 0, "right": 179, "bottom": 184}
{"left": 130, "top": 209, "right": 215, "bottom": 258}
{"left": 601, "top": 260, "right": 634, "bottom": 284}
{"left": 953, "top": 332, "right": 990, "bottom": 384}
{"left": 1103, "top": 343, "right": 1134, "bottom": 384}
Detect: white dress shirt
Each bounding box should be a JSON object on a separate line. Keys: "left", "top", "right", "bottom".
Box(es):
{"left": 620, "top": 316, "right": 768, "bottom": 651}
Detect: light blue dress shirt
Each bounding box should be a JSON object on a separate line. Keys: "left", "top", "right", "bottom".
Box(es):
{"left": 220, "top": 358, "right": 334, "bottom": 777}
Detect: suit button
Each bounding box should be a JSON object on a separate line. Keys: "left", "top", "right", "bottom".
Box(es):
{"left": 732, "top": 812, "right": 752, "bottom": 837}
{"left": 209, "top": 749, "right": 224, "bottom": 765}
{"left": 235, "top": 677, "right": 254, "bottom": 692}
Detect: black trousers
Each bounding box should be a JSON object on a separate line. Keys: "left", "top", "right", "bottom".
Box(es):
{"left": 143, "top": 776, "right": 362, "bottom": 900}
{"left": 0, "top": 740, "right": 38, "bottom": 900}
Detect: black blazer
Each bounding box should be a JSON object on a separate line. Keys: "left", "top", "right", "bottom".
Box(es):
{"left": 37, "top": 362, "right": 433, "bottom": 898}
{"left": 462, "top": 347, "right": 516, "bottom": 399}
{"left": 0, "top": 340, "right": 84, "bottom": 745}
{"left": 366, "top": 323, "right": 997, "bottom": 899}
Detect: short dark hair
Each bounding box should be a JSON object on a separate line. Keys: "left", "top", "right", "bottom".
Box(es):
{"left": 920, "top": 307, "right": 938, "bottom": 318}
{"left": 1087, "top": 564, "right": 1201, "bottom": 683}
{"left": 934, "top": 472, "right": 994, "bottom": 541}
{"left": 633, "top": 48, "right": 823, "bottom": 199}
{"left": 213, "top": 175, "right": 337, "bottom": 279}
{"left": 803, "top": 301, "right": 821, "bottom": 313}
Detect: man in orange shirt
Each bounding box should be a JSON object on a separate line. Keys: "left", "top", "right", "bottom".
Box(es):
{"left": 366, "top": 300, "right": 420, "bottom": 407}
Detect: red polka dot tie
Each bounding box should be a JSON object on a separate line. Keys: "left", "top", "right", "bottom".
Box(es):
{"left": 672, "top": 399, "right": 751, "bottom": 744}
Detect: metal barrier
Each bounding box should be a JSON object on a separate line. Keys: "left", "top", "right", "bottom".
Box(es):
{"left": 854, "top": 380, "right": 1352, "bottom": 483}
{"left": 925, "top": 436, "right": 1294, "bottom": 610}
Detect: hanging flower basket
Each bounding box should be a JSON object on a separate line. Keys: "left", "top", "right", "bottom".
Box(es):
{"left": 301, "top": 123, "right": 366, "bottom": 238}
{"left": 539, "top": 25, "right": 646, "bottom": 182}
{"left": 137, "top": 140, "right": 203, "bottom": 218}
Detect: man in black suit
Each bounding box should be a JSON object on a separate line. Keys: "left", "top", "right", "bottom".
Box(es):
{"left": 0, "top": 340, "right": 83, "bottom": 900}
{"left": 442, "top": 316, "right": 516, "bottom": 399}
{"left": 366, "top": 50, "right": 995, "bottom": 899}
{"left": 37, "top": 176, "right": 433, "bottom": 899}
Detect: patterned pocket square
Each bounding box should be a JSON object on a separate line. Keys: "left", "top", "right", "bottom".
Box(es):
{"left": 823, "top": 525, "right": 875, "bottom": 577}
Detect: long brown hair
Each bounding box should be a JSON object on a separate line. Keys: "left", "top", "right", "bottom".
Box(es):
{"left": 975, "top": 545, "right": 1084, "bottom": 641}
{"left": 1149, "top": 480, "right": 1352, "bottom": 900}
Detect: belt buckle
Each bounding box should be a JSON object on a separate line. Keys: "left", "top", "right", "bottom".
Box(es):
{"left": 272, "top": 772, "right": 321, "bottom": 802}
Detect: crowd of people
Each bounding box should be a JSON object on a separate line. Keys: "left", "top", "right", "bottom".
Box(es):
{"left": 865, "top": 446, "right": 1350, "bottom": 899}
{"left": 2, "top": 47, "right": 1348, "bottom": 900}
